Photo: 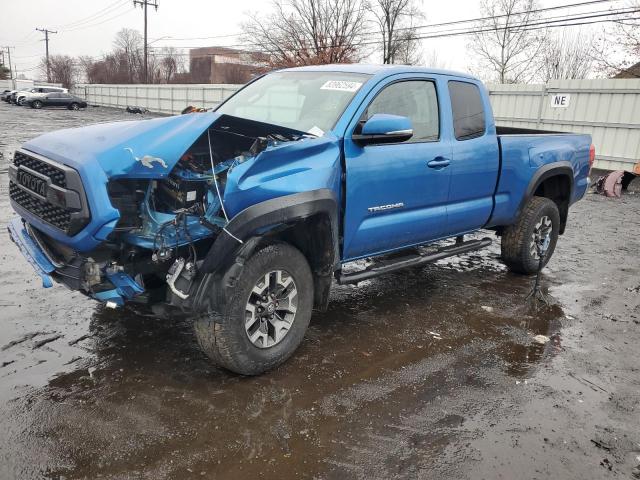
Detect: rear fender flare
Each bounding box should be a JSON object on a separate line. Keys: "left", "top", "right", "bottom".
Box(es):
{"left": 518, "top": 162, "right": 574, "bottom": 233}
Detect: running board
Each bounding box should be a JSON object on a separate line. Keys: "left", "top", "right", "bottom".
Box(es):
{"left": 337, "top": 237, "right": 492, "bottom": 285}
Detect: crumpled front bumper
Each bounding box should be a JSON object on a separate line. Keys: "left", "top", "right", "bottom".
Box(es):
{"left": 7, "top": 217, "right": 55, "bottom": 288}
{"left": 7, "top": 216, "right": 144, "bottom": 307}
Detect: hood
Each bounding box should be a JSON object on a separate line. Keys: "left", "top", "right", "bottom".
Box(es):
{"left": 23, "top": 112, "right": 222, "bottom": 179}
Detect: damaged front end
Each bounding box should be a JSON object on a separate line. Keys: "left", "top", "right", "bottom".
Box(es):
{"left": 8, "top": 113, "right": 314, "bottom": 311}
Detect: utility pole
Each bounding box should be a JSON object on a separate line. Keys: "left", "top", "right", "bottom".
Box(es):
{"left": 1, "top": 47, "right": 13, "bottom": 80}
{"left": 6, "top": 47, "right": 13, "bottom": 80}
{"left": 133, "top": 0, "right": 158, "bottom": 84}
{"left": 36, "top": 28, "right": 57, "bottom": 82}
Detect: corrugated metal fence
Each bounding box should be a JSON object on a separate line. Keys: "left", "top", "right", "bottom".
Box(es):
{"left": 73, "top": 79, "right": 640, "bottom": 172}
{"left": 488, "top": 78, "right": 640, "bottom": 172}
{"left": 72, "top": 84, "right": 241, "bottom": 115}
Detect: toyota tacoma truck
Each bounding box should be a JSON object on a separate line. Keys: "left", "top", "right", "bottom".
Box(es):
{"left": 7, "top": 65, "right": 594, "bottom": 375}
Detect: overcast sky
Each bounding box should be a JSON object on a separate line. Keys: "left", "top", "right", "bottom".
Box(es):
{"left": 0, "top": 0, "right": 608, "bottom": 79}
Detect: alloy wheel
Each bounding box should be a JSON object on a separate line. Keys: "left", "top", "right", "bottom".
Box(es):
{"left": 245, "top": 270, "right": 298, "bottom": 348}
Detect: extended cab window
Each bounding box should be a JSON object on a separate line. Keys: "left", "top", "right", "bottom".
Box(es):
{"left": 448, "top": 81, "right": 486, "bottom": 140}
{"left": 362, "top": 80, "right": 439, "bottom": 142}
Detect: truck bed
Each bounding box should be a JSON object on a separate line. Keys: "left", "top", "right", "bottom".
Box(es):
{"left": 488, "top": 127, "right": 592, "bottom": 228}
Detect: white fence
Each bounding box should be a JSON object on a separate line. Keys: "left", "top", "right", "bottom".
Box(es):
{"left": 488, "top": 78, "right": 640, "bottom": 172}
{"left": 71, "top": 84, "right": 241, "bottom": 115}
{"left": 71, "top": 78, "right": 640, "bottom": 172}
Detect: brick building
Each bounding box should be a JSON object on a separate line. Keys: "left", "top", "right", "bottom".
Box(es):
{"left": 189, "top": 47, "right": 267, "bottom": 84}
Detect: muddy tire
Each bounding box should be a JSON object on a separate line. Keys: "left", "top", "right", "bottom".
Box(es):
{"left": 501, "top": 196, "right": 560, "bottom": 275}
{"left": 194, "top": 243, "right": 313, "bottom": 375}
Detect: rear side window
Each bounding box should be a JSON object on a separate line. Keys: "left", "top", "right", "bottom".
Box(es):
{"left": 362, "top": 80, "right": 439, "bottom": 142}
{"left": 448, "top": 81, "right": 486, "bottom": 140}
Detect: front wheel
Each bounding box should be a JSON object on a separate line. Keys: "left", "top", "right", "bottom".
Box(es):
{"left": 68, "top": 103, "right": 80, "bottom": 110}
{"left": 32, "top": 100, "right": 42, "bottom": 109}
{"left": 501, "top": 196, "right": 560, "bottom": 274}
{"left": 194, "top": 243, "right": 314, "bottom": 375}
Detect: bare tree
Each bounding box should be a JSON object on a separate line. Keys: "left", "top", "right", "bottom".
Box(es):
{"left": 368, "top": 0, "right": 425, "bottom": 64}
{"left": 593, "top": 1, "right": 640, "bottom": 77}
{"left": 541, "top": 30, "right": 594, "bottom": 81}
{"left": 423, "top": 49, "right": 448, "bottom": 69}
{"left": 157, "top": 47, "right": 184, "bottom": 83}
{"left": 469, "top": 0, "right": 547, "bottom": 83}
{"left": 38, "top": 55, "right": 77, "bottom": 88}
{"left": 113, "top": 28, "right": 143, "bottom": 83}
{"left": 242, "top": 0, "right": 368, "bottom": 68}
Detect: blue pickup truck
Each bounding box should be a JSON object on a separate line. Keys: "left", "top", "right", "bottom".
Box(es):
{"left": 8, "top": 65, "right": 594, "bottom": 374}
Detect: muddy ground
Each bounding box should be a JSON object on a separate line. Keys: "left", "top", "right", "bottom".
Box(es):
{"left": 0, "top": 101, "right": 639, "bottom": 480}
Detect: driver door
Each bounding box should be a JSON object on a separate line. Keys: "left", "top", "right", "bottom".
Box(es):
{"left": 342, "top": 77, "right": 452, "bottom": 260}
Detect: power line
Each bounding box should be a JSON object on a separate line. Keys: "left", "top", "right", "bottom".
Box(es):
{"left": 62, "top": 5, "right": 137, "bottom": 32}
{"left": 147, "top": 0, "right": 622, "bottom": 45}
{"left": 56, "top": 0, "right": 130, "bottom": 30}
{"left": 152, "top": 6, "right": 639, "bottom": 57}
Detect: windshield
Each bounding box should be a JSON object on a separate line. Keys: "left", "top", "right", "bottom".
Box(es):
{"left": 216, "top": 71, "right": 370, "bottom": 135}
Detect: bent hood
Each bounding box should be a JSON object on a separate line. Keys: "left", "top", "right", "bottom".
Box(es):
{"left": 23, "top": 112, "right": 223, "bottom": 179}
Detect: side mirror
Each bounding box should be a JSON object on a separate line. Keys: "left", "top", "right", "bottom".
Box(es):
{"left": 352, "top": 114, "right": 413, "bottom": 145}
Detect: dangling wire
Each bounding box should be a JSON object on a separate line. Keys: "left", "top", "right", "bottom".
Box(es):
{"left": 207, "top": 129, "right": 242, "bottom": 244}
{"left": 207, "top": 129, "right": 229, "bottom": 222}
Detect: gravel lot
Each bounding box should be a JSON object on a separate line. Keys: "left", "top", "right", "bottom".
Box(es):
{"left": 0, "top": 101, "right": 639, "bottom": 480}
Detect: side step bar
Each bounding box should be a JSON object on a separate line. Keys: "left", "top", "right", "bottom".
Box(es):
{"left": 337, "top": 237, "right": 492, "bottom": 285}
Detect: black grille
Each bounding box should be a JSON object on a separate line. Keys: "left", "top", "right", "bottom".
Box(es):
{"left": 9, "top": 183, "right": 71, "bottom": 231}
{"left": 13, "top": 151, "right": 66, "bottom": 188}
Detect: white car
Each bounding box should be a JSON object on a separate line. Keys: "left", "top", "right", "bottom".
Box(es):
{"left": 16, "top": 86, "right": 68, "bottom": 105}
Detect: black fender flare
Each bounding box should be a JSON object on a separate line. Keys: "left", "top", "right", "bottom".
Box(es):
{"left": 186, "top": 189, "right": 339, "bottom": 313}
{"left": 517, "top": 161, "right": 574, "bottom": 232}
{"left": 200, "top": 188, "right": 339, "bottom": 273}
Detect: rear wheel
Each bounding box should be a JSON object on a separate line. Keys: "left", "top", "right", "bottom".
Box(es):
{"left": 194, "top": 243, "right": 313, "bottom": 375}
{"left": 69, "top": 102, "right": 80, "bottom": 110}
{"left": 32, "top": 100, "right": 42, "bottom": 109}
{"left": 501, "top": 196, "right": 560, "bottom": 274}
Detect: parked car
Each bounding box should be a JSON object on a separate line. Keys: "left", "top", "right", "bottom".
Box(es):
{"left": 7, "top": 65, "right": 594, "bottom": 375}
{"left": 27, "top": 92, "right": 87, "bottom": 110}
{"left": 14, "top": 86, "right": 67, "bottom": 105}
{"left": 1, "top": 89, "right": 15, "bottom": 102}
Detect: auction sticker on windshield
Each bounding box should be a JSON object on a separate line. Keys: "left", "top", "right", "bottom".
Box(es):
{"left": 320, "top": 80, "right": 363, "bottom": 92}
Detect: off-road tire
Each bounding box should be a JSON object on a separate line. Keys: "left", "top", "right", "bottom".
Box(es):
{"left": 194, "top": 243, "right": 313, "bottom": 375}
{"left": 501, "top": 196, "right": 560, "bottom": 274}
{"left": 32, "top": 100, "right": 42, "bottom": 109}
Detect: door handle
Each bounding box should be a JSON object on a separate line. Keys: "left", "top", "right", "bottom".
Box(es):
{"left": 427, "top": 157, "right": 451, "bottom": 168}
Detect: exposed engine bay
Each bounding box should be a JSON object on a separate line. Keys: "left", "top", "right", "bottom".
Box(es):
{"left": 27, "top": 115, "right": 310, "bottom": 311}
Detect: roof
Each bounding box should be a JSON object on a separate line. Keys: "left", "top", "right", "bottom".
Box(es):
{"left": 283, "top": 63, "right": 478, "bottom": 80}
{"left": 613, "top": 61, "right": 640, "bottom": 79}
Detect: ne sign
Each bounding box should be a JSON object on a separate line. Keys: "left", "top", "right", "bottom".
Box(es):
{"left": 550, "top": 93, "right": 571, "bottom": 108}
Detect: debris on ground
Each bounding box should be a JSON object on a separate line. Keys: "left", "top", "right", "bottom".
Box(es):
{"left": 590, "top": 439, "right": 613, "bottom": 451}
{"left": 594, "top": 170, "right": 625, "bottom": 197}
{"left": 181, "top": 106, "right": 207, "bottom": 114}
{"left": 532, "top": 334, "right": 550, "bottom": 344}
{"left": 125, "top": 106, "right": 149, "bottom": 114}
{"left": 481, "top": 305, "right": 494, "bottom": 313}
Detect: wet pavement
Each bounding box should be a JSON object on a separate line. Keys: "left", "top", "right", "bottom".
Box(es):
{"left": 1, "top": 101, "right": 639, "bottom": 479}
